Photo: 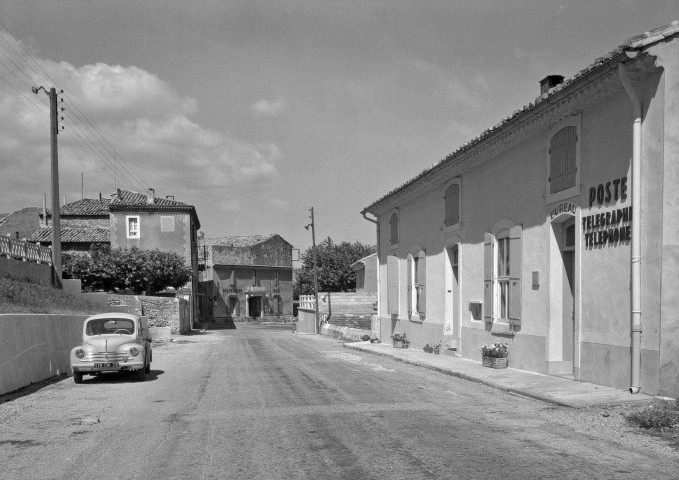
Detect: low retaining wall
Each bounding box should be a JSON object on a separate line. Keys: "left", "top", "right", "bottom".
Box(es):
{"left": 320, "top": 322, "right": 371, "bottom": 342}
{"left": 0, "top": 255, "right": 52, "bottom": 286}
{"left": 0, "top": 314, "right": 87, "bottom": 395}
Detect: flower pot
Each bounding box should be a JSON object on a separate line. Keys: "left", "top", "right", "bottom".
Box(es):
{"left": 402, "top": 341, "right": 410, "bottom": 349}
{"left": 424, "top": 346, "right": 433, "bottom": 353}
{"left": 433, "top": 348, "right": 440, "bottom": 355}
{"left": 482, "top": 356, "right": 508, "bottom": 369}
{"left": 393, "top": 340, "right": 403, "bottom": 348}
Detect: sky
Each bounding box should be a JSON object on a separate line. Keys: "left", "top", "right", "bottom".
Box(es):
{"left": 0, "top": 1, "right": 677, "bottom": 253}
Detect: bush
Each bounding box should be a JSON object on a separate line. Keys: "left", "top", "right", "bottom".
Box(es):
{"left": 63, "top": 245, "right": 192, "bottom": 294}
{"left": 624, "top": 399, "right": 679, "bottom": 429}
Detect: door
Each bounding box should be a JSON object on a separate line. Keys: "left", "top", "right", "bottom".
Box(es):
{"left": 562, "top": 221, "right": 575, "bottom": 372}
{"left": 248, "top": 297, "right": 262, "bottom": 318}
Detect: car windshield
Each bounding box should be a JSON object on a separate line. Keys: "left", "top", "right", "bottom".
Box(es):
{"left": 85, "top": 318, "right": 135, "bottom": 336}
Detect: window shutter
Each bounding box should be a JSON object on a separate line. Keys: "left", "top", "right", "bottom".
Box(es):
{"left": 508, "top": 225, "right": 522, "bottom": 325}
{"left": 229, "top": 269, "right": 236, "bottom": 287}
{"left": 444, "top": 184, "right": 460, "bottom": 227}
{"left": 407, "top": 256, "right": 413, "bottom": 315}
{"left": 390, "top": 213, "right": 399, "bottom": 245}
{"left": 387, "top": 256, "right": 399, "bottom": 314}
{"left": 550, "top": 126, "right": 577, "bottom": 194}
{"left": 417, "top": 251, "right": 426, "bottom": 315}
{"left": 483, "top": 232, "right": 494, "bottom": 322}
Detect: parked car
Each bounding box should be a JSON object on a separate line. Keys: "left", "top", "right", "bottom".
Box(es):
{"left": 70, "top": 313, "right": 152, "bottom": 383}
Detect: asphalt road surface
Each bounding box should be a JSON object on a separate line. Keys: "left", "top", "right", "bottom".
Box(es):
{"left": 1, "top": 324, "right": 677, "bottom": 480}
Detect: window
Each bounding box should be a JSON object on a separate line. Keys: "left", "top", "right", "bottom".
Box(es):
{"left": 126, "top": 216, "right": 140, "bottom": 239}
{"left": 546, "top": 116, "right": 580, "bottom": 203}
{"left": 160, "top": 216, "right": 175, "bottom": 232}
{"left": 229, "top": 296, "right": 240, "bottom": 316}
{"left": 484, "top": 225, "right": 522, "bottom": 325}
{"left": 389, "top": 212, "right": 399, "bottom": 246}
{"left": 444, "top": 182, "right": 460, "bottom": 228}
{"left": 387, "top": 255, "right": 399, "bottom": 315}
{"left": 407, "top": 249, "right": 426, "bottom": 318}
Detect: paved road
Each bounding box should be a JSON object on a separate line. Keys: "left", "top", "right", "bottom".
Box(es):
{"left": 0, "top": 325, "right": 677, "bottom": 479}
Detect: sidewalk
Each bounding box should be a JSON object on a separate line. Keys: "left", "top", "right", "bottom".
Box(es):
{"left": 344, "top": 341, "right": 655, "bottom": 409}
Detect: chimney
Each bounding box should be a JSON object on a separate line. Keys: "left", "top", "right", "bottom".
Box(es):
{"left": 147, "top": 188, "right": 155, "bottom": 204}
{"left": 539, "top": 75, "right": 564, "bottom": 95}
{"left": 99, "top": 191, "right": 102, "bottom": 203}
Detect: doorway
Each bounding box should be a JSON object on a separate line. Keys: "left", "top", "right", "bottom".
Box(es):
{"left": 445, "top": 245, "right": 460, "bottom": 349}
{"left": 248, "top": 296, "right": 262, "bottom": 318}
{"left": 561, "top": 219, "right": 576, "bottom": 373}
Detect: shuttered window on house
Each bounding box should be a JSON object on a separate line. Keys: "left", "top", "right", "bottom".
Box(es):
{"left": 387, "top": 255, "right": 399, "bottom": 315}
{"left": 483, "top": 232, "right": 494, "bottom": 322}
{"left": 508, "top": 225, "right": 522, "bottom": 325}
{"left": 407, "top": 256, "right": 413, "bottom": 315}
{"left": 444, "top": 183, "right": 460, "bottom": 227}
{"left": 549, "top": 126, "right": 577, "bottom": 194}
{"left": 390, "top": 213, "right": 399, "bottom": 245}
{"left": 415, "top": 251, "right": 426, "bottom": 316}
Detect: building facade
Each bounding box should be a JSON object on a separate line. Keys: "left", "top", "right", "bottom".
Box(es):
{"left": 199, "top": 234, "right": 294, "bottom": 321}
{"left": 362, "top": 22, "right": 679, "bottom": 397}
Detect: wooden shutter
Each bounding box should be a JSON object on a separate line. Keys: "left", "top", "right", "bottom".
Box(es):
{"left": 407, "top": 256, "right": 413, "bottom": 315}
{"left": 417, "top": 251, "right": 426, "bottom": 315}
{"left": 390, "top": 213, "right": 398, "bottom": 245}
{"left": 229, "top": 269, "right": 236, "bottom": 287}
{"left": 483, "top": 232, "right": 494, "bottom": 322}
{"left": 444, "top": 184, "right": 460, "bottom": 227}
{"left": 387, "top": 256, "right": 399, "bottom": 315}
{"left": 508, "top": 225, "right": 522, "bottom": 325}
{"left": 550, "top": 126, "right": 577, "bottom": 194}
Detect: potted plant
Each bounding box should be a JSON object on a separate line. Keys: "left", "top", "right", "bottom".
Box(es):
{"left": 423, "top": 343, "right": 434, "bottom": 353}
{"left": 480, "top": 342, "right": 509, "bottom": 368}
{"left": 433, "top": 341, "right": 442, "bottom": 355}
{"left": 392, "top": 332, "right": 408, "bottom": 348}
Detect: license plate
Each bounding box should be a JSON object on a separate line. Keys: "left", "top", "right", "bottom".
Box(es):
{"left": 93, "top": 362, "right": 119, "bottom": 368}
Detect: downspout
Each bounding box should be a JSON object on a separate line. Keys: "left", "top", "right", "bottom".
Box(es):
{"left": 362, "top": 211, "right": 380, "bottom": 319}
{"left": 618, "top": 57, "right": 642, "bottom": 394}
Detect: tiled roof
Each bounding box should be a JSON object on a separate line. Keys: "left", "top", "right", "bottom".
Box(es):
{"left": 0, "top": 206, "right": 42, "bottom": 239}
{"left": 363, "top": 20, "right": 679, "bottom": 213}
{"left": 110, "top": 189, "right": 189, "bottom": 207}
{"left": 27, "top": 226, "right": 110, "bottom": 244}
{"left": 203, "top": 234, "right": 278, "bottom": 248}
{"left": 44, "top": 198, "right": 111, "bottom": 217}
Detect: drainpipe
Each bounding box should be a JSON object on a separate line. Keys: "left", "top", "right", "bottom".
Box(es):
{"left": 618, "top": 57, "right": 642, "bottom": 394}
{"left": 362, "top": 211, "right": 380, "bottom": 318}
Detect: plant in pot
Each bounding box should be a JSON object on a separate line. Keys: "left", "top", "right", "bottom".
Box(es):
{"left": 433, "top": 341, "right": 442, "bottom": 355}
{"left": 392, "top": 332, "right": 409, "bottom": 348}
{"left": 423, "top": 343, "right": 434, "bottom": 353}
{"left": 480, "top": 342, "right": 509, "bottom": 368}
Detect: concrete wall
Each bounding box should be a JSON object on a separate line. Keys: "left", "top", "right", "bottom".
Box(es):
{"left": 296, "top": 308, "right": 316, "bottom": 334}
{"left": 0, "top": 314, "right": 86, "bottom": 395}
{"left": 0, "top": 255, "right": 52, "bottom": 286}
{"left": 319, "top": 292, "right": 377, "bottom": 317}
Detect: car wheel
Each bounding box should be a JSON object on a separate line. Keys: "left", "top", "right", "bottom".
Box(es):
{"left": 73, "top": 372, "right": 84, "bottom": 384}
{"left": 145, "top": 360, "right": 151, "bottom": 374}
{"left": 135, "top": 368, "right": 146, "bottom": 382}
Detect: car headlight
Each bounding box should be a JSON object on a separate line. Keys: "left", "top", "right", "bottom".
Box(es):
{"left": 75, "top": 348, "right": 85, "bottom": 358}
{"left": 129, "top": 346, "right": 139, "bottom": 357}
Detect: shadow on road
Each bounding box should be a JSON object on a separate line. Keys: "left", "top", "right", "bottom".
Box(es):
{"left": 80, "top": 369, "right": 165, "bottom": 384}
{"left": 0, "top": 375, "right": 70, "bottom": 405}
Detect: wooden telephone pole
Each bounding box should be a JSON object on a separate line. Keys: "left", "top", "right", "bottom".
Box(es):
{"left": 33, "top": 86, "right": 63, "bottom": 284}
{"left": 306, "top": 207, "right": 319, "bottom": 333}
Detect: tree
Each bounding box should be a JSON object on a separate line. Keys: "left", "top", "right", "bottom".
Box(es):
{"left": 63, "top": 245, "right": 192, "bottom": 294}
{"left": 294, "top": 237, "right": 373, "bottom": 295}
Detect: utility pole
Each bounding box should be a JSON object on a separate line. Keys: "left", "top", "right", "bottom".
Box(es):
{"left": 306, "top": 207, "right": 320, "bottom": 333}
{"left": 32, "top": 86, "right": 63, "bottom": 285}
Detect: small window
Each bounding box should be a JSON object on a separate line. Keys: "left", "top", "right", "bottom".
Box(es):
{"left": 160, "top": 216, "right": 175, "bottom": 232}
{"left": 444, "top": 183, "right": 460, "bottom": 227}
{"left": 390, "top": 212, "right": 399, "bottom": 245}
{"left": 549, "top": 126, "right": 577, "bottom": 194}
{"left": 127, "top": 216, "right": 140, "bottom": 239}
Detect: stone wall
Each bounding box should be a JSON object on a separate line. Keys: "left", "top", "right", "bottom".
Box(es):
{"left": 318, "top": 292, "right": 377, "bottom": 317}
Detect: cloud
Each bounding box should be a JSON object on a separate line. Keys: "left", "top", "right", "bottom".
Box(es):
{"left": 0, "top": 43, "right": 280, "bottom": 211}
{"left": 250, "top": 98, "right": 288, "bottom": 117}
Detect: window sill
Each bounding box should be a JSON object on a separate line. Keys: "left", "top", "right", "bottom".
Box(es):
{"left": 409, "top": 314, "right": 425, "bottom": 323}
{"left": 490, "top": 322, "right": 515, "bottom": 336}
{"left": 545, "top": 185, "right": 581, "bottom": 205}
{"left": 443, "top": 222, "right": 461, "bottom": 234}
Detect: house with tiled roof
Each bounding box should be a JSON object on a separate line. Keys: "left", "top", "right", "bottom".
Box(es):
{"left": 199, "top": 234, "right": 294, "bottom": 321}
{"left": 362, "top": 21, "right": 679, "bottom": 397}
{"left": 0, "top": 206, "right": 43, "bottom": 240}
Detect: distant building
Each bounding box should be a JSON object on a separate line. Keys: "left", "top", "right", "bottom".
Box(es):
{"left": 200, "top": 234, "right": 294, "bottom": 321}
{"left": 351, "top": 251, "right": 377, "bottom": 293}
{"left": 0, "top": 206, "right": 43, "bottom": 240}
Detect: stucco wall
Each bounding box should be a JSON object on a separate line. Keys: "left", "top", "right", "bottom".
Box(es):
{"left": 0, "top": 255, "right": 52, "bottom": 286}
{"left": 373, "top": 56, "right": 673, "bottom": 393}
{"left": 0, "top": 314, "right": 86, "bottom": 395}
